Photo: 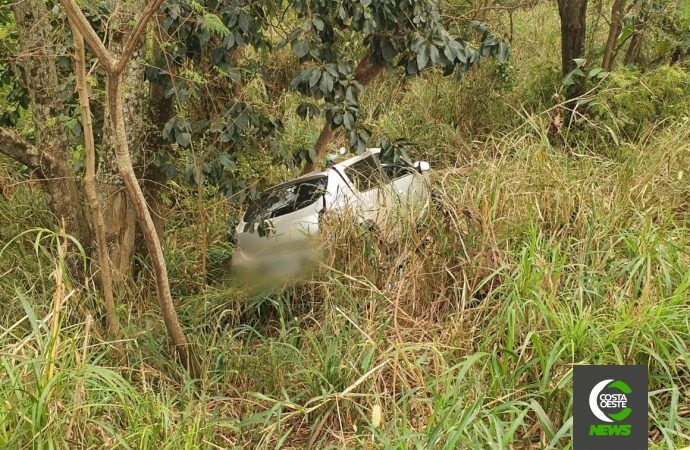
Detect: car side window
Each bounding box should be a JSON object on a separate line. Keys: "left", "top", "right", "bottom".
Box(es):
{"left": 382, "top": 164, "right": 415, "bottom": 180}
{"left": 344, "top": 157, "right": 384, "bottom": 192}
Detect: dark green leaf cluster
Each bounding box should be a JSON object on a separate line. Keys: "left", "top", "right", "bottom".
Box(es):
{"left": 284, "top": 0, "right": 510, "bottom": 152}
{"left": 377, "top": 137, "right": 414, "bottom": 165}
{"left": 158, "top": 0, "right": 277, "bottom": 67}
{"left": 153, "top": 0, "right": 285, "bottom": 199}
{"left": 1, "top": 0, "right": 112, "bottom": 145}
{"left": 160, "top": 98, "right": 284, "bottom": 198}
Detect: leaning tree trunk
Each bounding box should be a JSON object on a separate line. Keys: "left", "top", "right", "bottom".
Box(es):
{"left": 557, "top": 0, "right": 588, "bottom": 101}
{"left": 96, "top": 0, "right": 147, "bottom": 280}
{"left": 7, "top": 0, "right": 92, "bottom": 270}
{"left": 142, "top": 20, "right": 175, "bottom": 241}
{"left": 71, "top": 22, "right": 122, "bottom": 350}
{"left": 623, "top": 30, "right": 644, "bottom": 65}
{"left": 299, "top": 52, "right": 385, "bottom": 175}
{"left": 602, "top": 0, "right": 625, "bottom": 71}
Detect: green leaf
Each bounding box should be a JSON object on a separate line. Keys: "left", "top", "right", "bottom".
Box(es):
{"left": 309, "top": 69, "right": 321, "bottom": 88}
{"left": 498, "top": 42, "right": 510, "bottom": 64}
{"left": 417, "top": 44, "right": 430, "bottom": 70}
{"left": 343, "top": 112, "right": 354, "bottom": 130}
{"left": 381, "top": 40, "right": 396, "bottom": 63}
{"left": 361, "top": 0, "right": 372, "bottom": 5}
{"left": 618, "top": 26, "right": 634, "bottom": 43}
{"left": 588, "top": 67, "right": 604, "bottom": 78}
{"left": 346, "top": 87, "right": 357, "bottom": 105}
{"left": 573, "top": 58, "right": 586, "bottom": 68}
{"left": 176, "top": 132, "right": 191, "bottom": 148}
{"left": 357, "top": 136, "right": 366, "bottom": 154}
{"left": 410, "top": 34, "right": 425, "bottom": 53}
{"left": 325, "top": 64, "right": 338, "bottom": 78}
{"left": 292, "top": 40, "right": 310, "bottom": 58}
{"left": 302, "top": 18, "right": 312, "bottom": 31}
{"left": 349, "top": 129, "right": 358, "bottom": 147}
{"left": 429, "top": 45, "right": 439, "bottom": 65}
{"left": 576, "top": 97, "right": 593, "bottom": 106}
{"left": 320, "top": 72, "right": 334, "bottom": 94}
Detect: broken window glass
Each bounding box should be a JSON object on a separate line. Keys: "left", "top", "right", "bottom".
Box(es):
{"left": 244, "top": 176, "right": 327, "bottom": 222}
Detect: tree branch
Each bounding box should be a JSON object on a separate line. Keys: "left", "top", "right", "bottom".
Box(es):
{"left": 70, "top": 17, "right": 122, "bottom": 351}
{"left": 115, "top": 0, "right": 166, "bottom": 73}
{"left": 0, "top": 127, "right": 42, "bottom": 168}
{"left": 62, "top": 0, "right": 202, "bottom": 378}
{"left": 59, "top": 0, "right": 114, "bottom": 70}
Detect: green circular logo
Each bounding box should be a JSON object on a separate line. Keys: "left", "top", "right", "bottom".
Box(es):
{"left": 589, "top": 379, "right": 632, "bottom": 422}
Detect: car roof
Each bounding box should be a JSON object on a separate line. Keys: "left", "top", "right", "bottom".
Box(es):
{"left": 263, "top": 148, "right": 381, "bottom": 190}
{"left": 333, "top": 148, "right": 380, "bottom": 170}
{"left": 288, "top": 148, "right": 381, "bottom": 181}
{"left": 261, "top": 172, "right": 327, "bottom": 194}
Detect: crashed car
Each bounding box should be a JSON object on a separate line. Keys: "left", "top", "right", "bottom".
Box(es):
{"left": 231, "top": 148, "right": 431, "bottom": 273}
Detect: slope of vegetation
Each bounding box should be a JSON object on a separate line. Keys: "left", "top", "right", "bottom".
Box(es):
{"left": 1, "top": 1, "right": 690, "bottom": 449}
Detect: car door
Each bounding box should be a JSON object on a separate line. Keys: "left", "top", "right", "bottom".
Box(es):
{"left": 341, "top": 155, "right": 387, "bottom": 225}
{"left": 380, "top": 163, "right": 429, "bottom": 227}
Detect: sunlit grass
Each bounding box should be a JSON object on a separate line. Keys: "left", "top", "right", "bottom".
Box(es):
{"left": 2, "top": 0, "right": 690, "bottom": 444}
{"left": 3, "top": 117, "right": 689, "bottom": 448}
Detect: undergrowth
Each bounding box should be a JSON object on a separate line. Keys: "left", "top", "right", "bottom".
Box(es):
{"left": 2, "top": 3, "right": 690, "bottom": 449}
{"left": 2, "top": 121, "right": 690, "bottom": 448}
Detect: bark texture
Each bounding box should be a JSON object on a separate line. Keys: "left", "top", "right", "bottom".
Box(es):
{"left": 143, "top": 22, "right": 174, "bottom": 240}
{"left": 61, "top": 0, "right": 201, "bottom": 379}
{"left": 70, "top": 22, "right": 121, "bottom": 345}
{"left": 97, "top": 0, "right": 147, "bottom": 279}
{"left": 602, "top": 0, "right": 625, "bottom": 71}
{"left": 623, "top": 31, "right": 643, "bottom": 65}
{"left": 108, "top": 74, "right": 201, "bottom": 378}
{"left": 557, "top": 0, "right": 588, "bottom": 100}
{"left": 10, "top": 0, "right": 92, "bottom": 265}
{"left": 299, "top": 53, "right": 385, "bottom": 175}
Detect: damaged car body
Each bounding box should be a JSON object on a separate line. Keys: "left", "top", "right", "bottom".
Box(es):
{"left": 231, "top": 148, "right": 431, "bottom": 274}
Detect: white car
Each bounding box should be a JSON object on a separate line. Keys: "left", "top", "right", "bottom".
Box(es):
{"left": 231, "top": 148, "right": 431, "bottom": 273}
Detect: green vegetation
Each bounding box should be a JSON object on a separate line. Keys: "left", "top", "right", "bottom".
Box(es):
{"left": 1, "top": 0, "right": 690, "bottom": 448}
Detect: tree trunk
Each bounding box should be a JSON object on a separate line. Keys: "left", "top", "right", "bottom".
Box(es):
{"left": 10, "top": 0, "right": 92, "bottom": 273}
{"left": 299, "top": 53, "right": 385, "bottom": 175}
{"left": 623, "top": 31, "right": 643, "bottom": 65}
{"left": 108, "top": 74, "right": 201, "bottom": 377}
{"left": 97, "top": 0, "right": 146, "bottom": 280}
{"left": 61, "top": 0, "right": 202, "bottom": 379}
{"left": 557, "top": 0, "right": 588, "bottom": 100}
{"left": 70, "top": 23, "right": 121, "bottom": 348}
{"left": 602, "top": 0, "right": 625, "bottom": 71}
{"left": 143, "top": 22, "right": 174, "bottom": 241}
{"left": 622, "top": 2, "right": 647, "bottom": 66}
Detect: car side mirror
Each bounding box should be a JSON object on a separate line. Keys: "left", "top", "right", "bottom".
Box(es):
{"left": 414, "top": 161, "right": 430, "bottom": 173}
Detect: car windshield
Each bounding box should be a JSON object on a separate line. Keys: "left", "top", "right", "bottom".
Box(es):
{"left": 244, "top": 176, "right": 327, "bottom": 222}
{"left": 344, "top": 156, "right": 384, "bottom": 192}
{"left": 381, "top": 163, "right": 414, "bottom": 180}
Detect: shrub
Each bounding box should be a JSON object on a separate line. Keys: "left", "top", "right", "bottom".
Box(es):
{"left": 589, "top": 65, "right": 690, "bottom": 143}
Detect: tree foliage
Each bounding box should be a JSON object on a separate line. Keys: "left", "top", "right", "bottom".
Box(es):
{"left": 285, "top": 0, "right": 510, "bottom": 155}
{"left": 148, "top": 0, "right": 284, "bottom": 199}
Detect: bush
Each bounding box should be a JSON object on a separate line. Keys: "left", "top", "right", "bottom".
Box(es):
{"left": 588, "top": 65, "right": 690, "bottom": 143}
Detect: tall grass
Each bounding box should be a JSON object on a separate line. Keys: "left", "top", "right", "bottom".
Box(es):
{"left": 2, "top": 1, "right": 690, "bottom": 446}
{"left": 5, "top": 119, "right": 689, "bottom": 448}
